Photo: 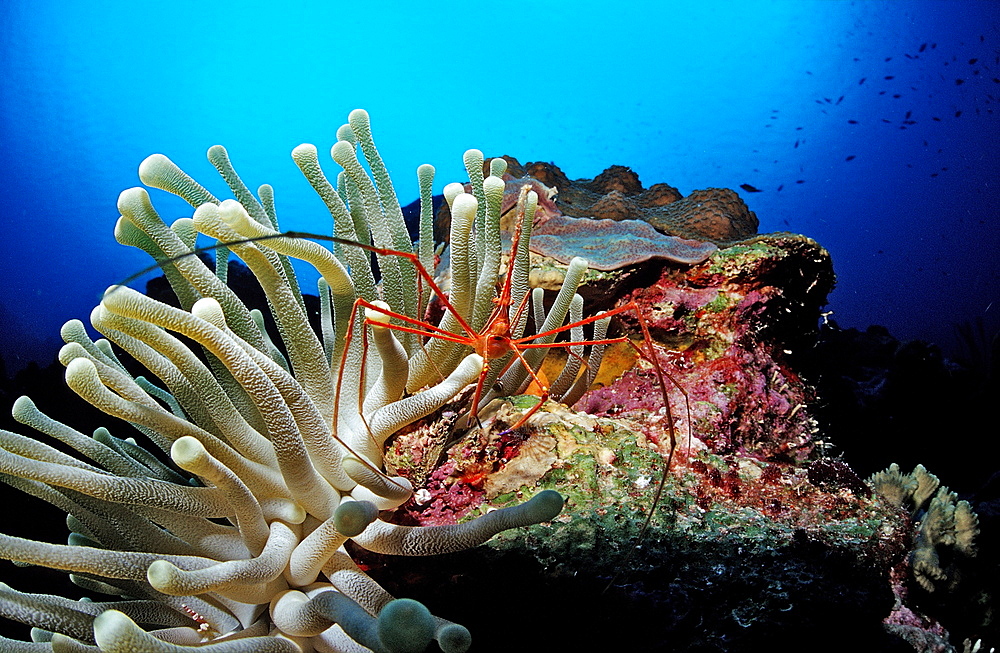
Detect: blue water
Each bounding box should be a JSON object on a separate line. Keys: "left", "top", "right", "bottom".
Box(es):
{"left": 2, "top": 0, "right": 998, "bottom": 372}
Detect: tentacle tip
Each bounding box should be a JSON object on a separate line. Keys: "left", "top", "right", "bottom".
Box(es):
{"left": 365, "top": 300, "right": 393, "bottom": 326}
{"left": 292, "top": 142, "right": 318, "bottom": 157}
{"left": 137, "top": 153, "right": 172, "bottom": 184}
{"left": 528, "top": 489, "right": 565, "bottom": 522}
{"left": 436, "top": 623, "right": 472, "bottom": 653}
{"left": 348, "top": 108, "right": 370, "bottom": 126}
{"left": 378, "top": 598, "right": 435, "bottom": 653}
{"left": 331, "top": 139, "right": 356, "bottom": 163}
{"left": 171, "top": 435, "right": 208, "bottom": 468}
{"left": 334, "top": 500, "right": 380, "bottom": 537}
{"left": 93, "top": 609, "right": 138, "bottom": 648}
{"left": 146, "top": 559, "right": 182, "bottom": 592}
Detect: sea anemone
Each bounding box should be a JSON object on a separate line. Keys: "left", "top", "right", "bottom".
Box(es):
{"left": 0, "top": 109, "right": 569, "bottom": 652}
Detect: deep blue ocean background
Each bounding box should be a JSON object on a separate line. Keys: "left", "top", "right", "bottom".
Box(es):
{"left": 2, "top": 0, "right": 998, "bottom": 373}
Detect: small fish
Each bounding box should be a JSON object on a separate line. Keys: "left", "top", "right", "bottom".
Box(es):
{"left": 905, "top": 53, "right": 915, "bottom": 60}
{"left": 893, "top": 93, "right": 902, "bottom": 98}
{"left": 905, "top": 110, "right": 912, "bottom": 119}
{"left": 794, "top": 140, "right": 799, "bottom": 148}
{"left": 919, "top": 43, "right": 927, "bottom": 52}
{"left": 885, "top": 75, "right": 895, "bottom": 80}
{"left": 955, "top": 110, "right": 963, "bottom": 117}
{"left": 885, "top": 57, "right": 893, "bottom": 62}
{"left": 956, "top": 79, "right": 966, "bottom": 85}
{"left": 923, "top": 140, "right": 929, "bottom": 146}
{"left": 824, "top": 97, "right": 833, "bottom": 103}
{"left": 740, "top": 184, "right": 762, "bottom": 193}
{"left": 969, "top": 58, "right": 978, "bottom": 65}
{"left": 995, "top": 78, "right": 1000, "bottom": 84}
{"left": 845, "top": 155, "right": 856, "bottom": 161}
{"left": 859, "top": 77, "right": 867, "bottom": 85}
{"left": 931, "top": 43, "right": 937, "bottom": 49}
{"left": 796, "top": 180, "right": 805, "bottom": 184}
{"left": 777, "top": 184, "right": 784, "bottom": 191}
{"left": 836, "top": 95, "right": 844, "bottom": 104}
{"left": 847, "top": 119, "right": 859, "bottom": 124}
{"left": 932, "top": 116, "right": 941, "bottom": 121}
{"left": 903, "top": 120, "right": 916, "bottom": 125}
{"left": 882, "top": 119, "right": 891, "bottom": 123}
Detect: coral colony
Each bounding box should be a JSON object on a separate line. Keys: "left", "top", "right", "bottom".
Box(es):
{"left": 0, "top": 110, "right": 986, "bottom": 651}
{"left": 0, "top": 110, "right": 574, "bottom": 651}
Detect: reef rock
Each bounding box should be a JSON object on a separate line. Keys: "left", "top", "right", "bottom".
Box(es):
{"left": 362, "top": 234, "right": 932, "bottom": 650}
{"left": 373, "top": 230, "right": 994, "bottom": 650}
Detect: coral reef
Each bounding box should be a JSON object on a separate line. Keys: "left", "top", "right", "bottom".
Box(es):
{"left": 357, "top": 233, "right": 902, "bottom": 650}
{"left": 368, "top": 230, "right": 991, "bottom": 650}
{"left": 2, "top": 111, "right": 993, "bottom": 652}
{"left": 501, "top": 156, "right": 760, "bottom": 244}
{"left": 0, "top": 110, "right": 578, "bottom": 651}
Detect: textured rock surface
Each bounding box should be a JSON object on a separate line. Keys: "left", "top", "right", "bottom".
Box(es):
{"left": 375, "top": 407, "right": 910, "bottom": 651}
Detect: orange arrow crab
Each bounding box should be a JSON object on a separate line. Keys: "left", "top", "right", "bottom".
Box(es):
{"left": 215, "top": 185, "right": 692, "bottom": 537}
{"left": 115, "top": 129, "right": 693, "bottom": 553}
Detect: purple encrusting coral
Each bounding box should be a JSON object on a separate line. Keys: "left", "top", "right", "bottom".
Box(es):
{"left": 576, "top": 232, "right": 832, "bottom": 460}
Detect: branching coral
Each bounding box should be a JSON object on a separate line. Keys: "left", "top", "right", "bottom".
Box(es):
{"left": 0, "top": 110, "right": 572, "bottom": 651}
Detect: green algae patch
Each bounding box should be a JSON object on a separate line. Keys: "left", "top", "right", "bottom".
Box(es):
{"left": 704, "top": 240, "right": 776, "bottom": 276}
{"left": 473, "top": 410, "right": 909, "bottom": 581}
